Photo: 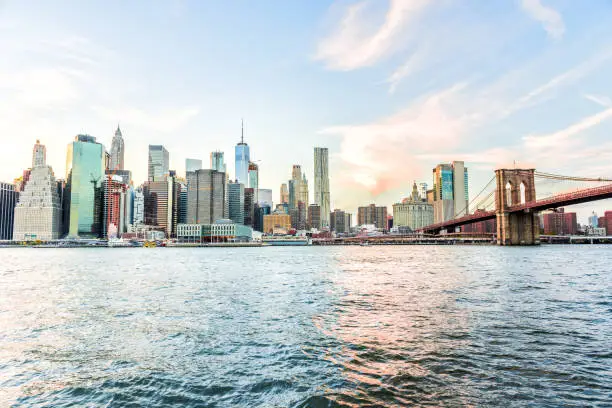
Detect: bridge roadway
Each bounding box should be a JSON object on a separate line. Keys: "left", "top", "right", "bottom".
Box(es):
{"left": 420, "top": 183, "right": 612, "bottom": 233}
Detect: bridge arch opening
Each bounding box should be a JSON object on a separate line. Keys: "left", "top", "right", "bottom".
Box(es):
{"left": 520, "top": 182, "right": 526, "bottom": 204}
{"left": 505, "top": 181, "right": 512, "bottom": 206}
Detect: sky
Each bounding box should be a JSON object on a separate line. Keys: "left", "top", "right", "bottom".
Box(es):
{"left": 1, "top": 0, "right": 612, "bottom": 223}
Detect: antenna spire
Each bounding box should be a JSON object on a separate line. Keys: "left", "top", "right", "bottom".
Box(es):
{"left": 241, "top": 118, "right": 244, "bottom": 144}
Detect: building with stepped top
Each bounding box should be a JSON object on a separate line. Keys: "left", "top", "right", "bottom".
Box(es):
{"left": 13, "top": 141, "right": 63, "bottom": 240}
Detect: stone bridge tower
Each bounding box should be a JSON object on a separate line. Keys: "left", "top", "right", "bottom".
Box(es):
{"left": 495, "top": 169, "right": 540, "bottom": 245}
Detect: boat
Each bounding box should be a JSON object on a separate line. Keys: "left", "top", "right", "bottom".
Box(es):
{"left": 261, "top": 236, "right": 311, "bottom": 246}
{"left": 107, "top": 238, "right": 133, "bottom": 248}
{"left": 143, "top": 241, "right": 157, "bottom": 248}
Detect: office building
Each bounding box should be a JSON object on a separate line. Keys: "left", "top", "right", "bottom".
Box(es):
{"left": 542, "top": 208, "right": 577, "bottom": 235}
{"left": 13, "top": 141, "right": 63, "bottom": 240}
{"left": 228, "top": 181, "right": 245, "bottom": 225}
{"left": 210, "top": 151, "right": 226, "bottom": 173}
{"left": 248, "top": 162, "right": 259, "bottom": 190}
{"left": 314, "top": 147, "right": 331, "bottom": 228}
{"left": 330, "top": 209, "right": 351, "bottom": 234}
{"left": 235, "top": 121, "right": 250, "bottom": 185}
{"left": 603, "top": 211, "right": 612, "bottom": 236}
{"left": 102, "top": 175, "right": 129, "bottom": 238}
{"left": 177, "top": 219, "right": 252, "bottom": 243}
{"left": 109, "top": 125, "right": 125, "bottom": 171}
{"left": 1, "top": 182, "right": 18, "bottom": 240}
{"left": 178, "top": 181, "right": 188, "bottom": 224}
{"left": 432, "top": 161, "right": 469, "bottom": 223}
{"left": 186, "top": 158, "right": 202, "bottom": 173}
{"left": 263, "top": 213, "right": 291, "bottom": 234}
{"left": 357, "top": 204, "right": 388, "bottom": 230}
{"left": 143, "top": 174, "right": 180, "bottom": 238}
{"left": 257, "top": 189, "right": 273, "bottom": 208}
{"left": 588, "top": 212, "right": 599, "bottom": 228}
{"left": 254, "top": 205, "right": 271, "bottom": 232}
{"left": 244, "top": 187, "right": 255, "bottom": 227}
{"left": 419, "top": 182, "right": 428, "bottom": 201}
{"left": 132, "top": 187, "right": 145, "bottom": 225}
{"left": 280, "top": 183, "right": 289, "bottom": 204}
{"left": 109, "top": 169, "right": 131, "bottom": 185}
{"left": 308, "top": 204, "right": 321, "bottom": 230}
{"left": 288, "top": 179, "right": 298, "bottom": 209}
{"left": 300, "top": 174, "right": 309, "bottom": 206}
{"left": 186, "top": 169, "right": 226, "bottom": 225}
{"left": 65, "top": 135, "right": 105, "bottom": 238}
{"left": 392, "top": 182, "right": 434, "bottom": 230}
{"left": 148, "top": 145, "right": 169, "bottom": 182}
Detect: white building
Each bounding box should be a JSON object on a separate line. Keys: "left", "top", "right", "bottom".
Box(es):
{"left": 392, "top": 183, "right": 434, "bottom": 230}
{"left": 132, "top": 187, "right": 145, "bottom": 225}
{"left": 13, "top": 141, "right": 63, "bottom": 240}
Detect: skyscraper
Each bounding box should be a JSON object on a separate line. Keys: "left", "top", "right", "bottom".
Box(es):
{"left": 357, "top": 204, "right": 388, "bottom": 230}
{"left": 330, "top": 209, "right": 351, "bottom": 234}
{"left": 314, "top": 147, "right": 330, "bottom": 228}
{"left": 102, "top": 175, "right": 129, "bottom": 238}
{"left": 211, "top": 151, "right": 226, "bottom": 173}
{"left": 1, "top": 182, "right": 18, "bottom": 240}
{"left": 432, "top": 161, "right": 469, "bottom": 223}
{"left": 109, "top": 125, "right": 125, "bottom": 171}
{"left": 235, "top": 121, "right": 250, "bottom": 185}
{"left": 143, "top": 172, "right": 180, "bottom": 238}
{"left": 148, "top": 145, "right": 169, "bottom": 182}
{"left": 186, "top": 158, "right": 202, "bottom": 173}
{"left": 228, "top": 181, "right": 245, "bottom": 225}
{"left": 308, "top": 204, "right": 321, "bottom": 230}
{"left": 300, "top": 173, "right": 309, "bottom": 206}
{"left": 65, "top": 135, "right": 105, "bottom": 238}
{"left": 186, "top": 169, "right": 226, "bottom": 224}
{"left": 244, "top": 187, "right": 255, "bottom": 227}
{"left": 280, "top": 183, "right": 289, "bottom": 204}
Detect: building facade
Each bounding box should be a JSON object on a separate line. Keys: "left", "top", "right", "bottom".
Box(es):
{"left": 244, "top": 187, "right": 255, "bottom": 227}
{"left": 66, "top": 135, "right": 105, "bottom": 238}
{"left": 210, "top": 151, "right": 226, "bottom": 173}
{"left": 248, "top": 162, "right": 259, "bottom": 190}
{"left": 280, "top": 183, "right": 289, "bottom": 204}
{"left": 392, "top": 183, "right": 434, "bottom": 230}
{"left": 186, "top": 169, "right": 226, "bottom": 225}
{"left": 0, "top": 182, "right": 18, "bottom": 240}
{"left": 357, "top": 204, "right": 388, "bottom": 230}
{"left": 542, "top": 208, "right": 577, "bottom": 235}
{"left": 235, "top": 122, "right": 250, "bottom": 185}
{"left": 263, "top": 213, "right": 291, "bottom": 234}
{"left": 432, "top": 162, "right": 469, "bottom": 223}
{"left": 308, "top": 204, "right": 321, "bottom": 230}
{"left": 330, "top": 209, "right": 351, "bottom": 234}
{"left": 185, "top": 158, "right": 202, "bottom": 173}
{"left": 257, "top": 189, "right": 273, "bottom": 208}
{"left": 314, "top": 147, "right": 330, "bottom": 228}
{"left": 228, "top": 181, "right": 245, "bottom": 225}
{"left": 102, "top": 175, "right": 129, "bottom": 238}
{"left": 109, "top": 125, "right": 125, "bottom": 171}
{"left": 148, "top": 145, "right": 169, "bottom": 182}
{"left": 177, "top": 220, "right": 252, "bottom": 243}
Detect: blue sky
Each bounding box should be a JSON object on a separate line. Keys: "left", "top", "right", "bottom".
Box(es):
{"left": 1, "top": 0, "right": 612, "bottom": 222}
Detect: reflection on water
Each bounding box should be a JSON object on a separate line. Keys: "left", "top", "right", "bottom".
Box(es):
{"left": 0, "top": 246, "right": 610, "bottom": 407}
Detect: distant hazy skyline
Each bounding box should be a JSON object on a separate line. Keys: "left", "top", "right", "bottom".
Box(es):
{"left": 1, "top": 0, "right": 611, "bottom": 222}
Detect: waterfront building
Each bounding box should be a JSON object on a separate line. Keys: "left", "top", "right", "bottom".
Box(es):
{"left": 235, "top": 121, "right": 250, "bottom": 185}
{"left": 330, "top": 209, "right": 351, "bottom": 234}
{"left": 432, "top": 161, "right": 469, "bottom": 223}
{"left": 65, "top": 135, "right": 105, "bottom": 238}
{"left": 186, "top": 158, "right": 202, "bottom": 173}
{"left": 186, "top": 169, "right": 226, "bottom": 225}
{"left": 392, "top": 182, "right": 434, "bottom": 230}
{"left": 228, "top": 181, "right": 245, "bottom": 225}
{"left": 254, "top": 205, "right": 271, "bottom": 232}
{"left": 280, "top": 183, "right": 289, "bottom": 204}
{"left": 263, "top": 213, "right": 291, "bottom": 234}
{"left": 1, "top": 182, "right": 18, "bottom": 240}
{"left": 102, "top": 175, "right": 129, "bottom": 238}
{"left": 148, "top": 145, "right": 169, "bottom": 182}
{"left": 542, "top": 208, "right": 577, "bottom": 235}
{"left": 357, "top": 204, "right": 388, "bottom": 231}
{"left": 257, "top": 189, "right": 273, "bottom": 208}
{"left": 308, "top": 204, "right": 321, "bottom": 230}
{"left": 314, "top": 147, "right": 330, "bottom": 228}
{"left": 177, "top": 219, "right": 252, "bottom": 243}
{"left": 13, "top": 141, "right": 62, "bottom": 240}
{"left": 109, "top": 125, "right": 125, "bottom": 171}
{"left": 244, "top": 187, "right": 255, "bottom": 227}
{"left": 210, "top": 151, "right": 226, "bottom": 173}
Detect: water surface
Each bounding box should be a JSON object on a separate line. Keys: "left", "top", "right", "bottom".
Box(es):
{"left": 0, "top": 246, "right": 610, "bottom": 406}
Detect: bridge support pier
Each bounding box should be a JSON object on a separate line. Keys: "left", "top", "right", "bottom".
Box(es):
{"left": 495, "top": 169, "right": 541, "bottom": 246}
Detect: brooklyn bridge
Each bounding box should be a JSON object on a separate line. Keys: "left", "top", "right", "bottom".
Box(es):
{"left": 417, "top": 169, "right": 612, "bottom": 245}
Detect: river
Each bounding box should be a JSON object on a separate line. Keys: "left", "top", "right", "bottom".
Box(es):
{"left": 0, "top": 246, "right": 610, "bottom": 407}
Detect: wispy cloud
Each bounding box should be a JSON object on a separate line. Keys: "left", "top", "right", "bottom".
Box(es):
{"left": 519, "top": 0, "right": 565, "bottom": 39}
{"left": 315, "top": 0, "right": 431, "bottom": 70}
{"left": 584, "top": 93, "right": 612, "bottom": 107}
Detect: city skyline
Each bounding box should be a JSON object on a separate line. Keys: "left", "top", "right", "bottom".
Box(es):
{"left": 1, "top": 1, "right": 612, "bottom": 221}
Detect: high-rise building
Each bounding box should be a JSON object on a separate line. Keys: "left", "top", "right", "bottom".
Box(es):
{"left": 300, "top": 174, "right": 309, "bottom": 206}
{"left": 143, "top": 174, "right": 180, "bottom": 238}
{"left": 65, "top": 135, "right": 105, "bottom": 238}
{"left": 1, "top": 182, "right": 18, "bottom": 240}
{"left": 257, "top": 189, "right": 273, "bottom": 208}
{"left": 357, "top": 204, "right": 388, "bottom": 230}
{"left": 419, "top": 182, "right": 428, "bottom": 201}
{"left": 178, "top": 181, "right": 188, "bottom": 224}
{"left": 244, "top": 188, "right": 255, "bottom": 227}
{"left": 263, "top": 213, "right": 291, "bottom": 234}
{"left": 102, "top": 175, "right": 129, "bottom": 238}
{"left": 603, "top": 211, "right": 612, "bottom": 236}
{"left": 186, "top": 169, "right": 226, "bottom": 225}
{"left": 210, "top": 151, "right": 226, "bottom": 173}
{"left": 254, "top": 204, "right": 271, "bottom": 232}
{"left": 542, "top": 208, "right": 577, "bottom": 235}
{"left": 289, "top": 165, "right": 302, "bottom": 209}
{"left": 109, "top": 170, "right": 132, "bottom": 186}
{"left": 235, "top": 121, "right": 250, "bottom": 185}
{"left": 109, "top": 125, "right": 125, "bottom": 171}
{"left": 330, "top": 209, "right": 351, "bottom": 234}
{"left": 32, "top": 140, "right": 46, "bottom": 168}
{"left": 308, "top": 204, "right": 321, "bottom": 230}
{"left": 148, "top": 145, "right": 169, "bottom": 182}
{"left": 588, "top": 211, "right": 599, "bottom": 227}
{"left": 228, "top": 181, "right": 245, "bottom": 225}
{"left": 280, "top": 183, "right": 289, "bottom": 204}
{"left": 314, "top": 147, "right": 330, "bottom": 228}
{"left": 432, "top": 161, "right": 469, "bottom": 223}
{"left": 186, "top": 158, "right": 202, "bottom": 173}
{"left": 392, "top": 182, "right": 434, "bottom": 230}
{"left": 248, "top": 162, "right": 259, "bottom": 190}
{"left": 132, "top": 187, "right": 145, "bottom": 225}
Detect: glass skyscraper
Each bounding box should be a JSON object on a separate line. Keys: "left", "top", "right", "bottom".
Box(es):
{"left": 432, "top": 161, "right": 469, "bottom": 224}
{"left": 185, "top": 158, "right": 202, "bottom": 173}
{"left": 210, "top": 151, "right": 226, "bottom": 173}
{"left": 65, "top": 135, "right": 105, "bottom": 238}
{"left": 148, "top": 145, "right": 169, "bottom": 182}
{"left": 314, "top": 147, "right": 330, "bottom": 228}
{"left": 235, "top": 121, "right": 250, "bottom": 185}
{"left": 228, "top": 181, "right": 245, "bottom": 225}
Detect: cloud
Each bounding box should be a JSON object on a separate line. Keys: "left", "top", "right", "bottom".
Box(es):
{"left": 315, "top": 0, "right": 431, "bottom": 70}
{"left": 519, "top": 0, "right": 565, "bottom": 39}
{"left": 584, "top": 93, "right": 612, "bottom": 108}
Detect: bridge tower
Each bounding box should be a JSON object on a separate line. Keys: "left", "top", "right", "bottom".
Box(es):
{"left": 495, "top": 169, "right": 540, "bottom": 245}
